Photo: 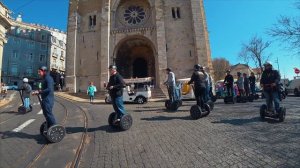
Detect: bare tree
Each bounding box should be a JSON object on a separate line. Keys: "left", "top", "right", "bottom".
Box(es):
{"left": 212, "top": 58, "right": 231, "bottom": 81}
{"left": 239, "top": 36, "right": 271, "bottom": 73}
{"left": 269, "top": 1, "right": 300, "bottom": 53}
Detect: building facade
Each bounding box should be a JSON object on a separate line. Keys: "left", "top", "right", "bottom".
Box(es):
{"left": 66, "top": 0, "right": 212, "bottom": 92}
{"left": 2, "top": 15, "right": 66, "bottom": 86}
{"left": 0, "top": 2, "right": 12, "bottom": 87}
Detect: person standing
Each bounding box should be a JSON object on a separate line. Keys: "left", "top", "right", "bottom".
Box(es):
{"left": 106, "top": 65, "right": 127, "bottom": 123}
{"left": 87, "top": 81, "right": 97, "bottom": 103}
{"left": 19, "top": 78, "right": 32, "bottom": 110}
{"left": 243, "top": 73, "right": 250, "bottom": 97}
{"left": 260, "top": 61, "right": 281, "bottom": 112}
{"left": 236, "top": 72, "right": 244, "bottom": 96}
{"left": 224, "top": 70, "right": 234, "bottom": 96}
{"left": 188, "top": 64, "right": 207, "bottom": 108}
{"left": 249, "top": 72, "right": 256, "bottom": 95}
{"left": 201, "top": 67, "right": 212, "bottom": 102}
{"left": 33, "top": 66, "right": 56, "bottom": 127}
{"left": 164, "top": 68, "right": 176, "bottom": 102}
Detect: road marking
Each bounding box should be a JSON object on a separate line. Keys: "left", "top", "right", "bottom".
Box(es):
{"left": 12, "top": 119, "right": 35, "bottom": 132}
{"left": 37, "top": 110, "right": 43, "bottom": 114}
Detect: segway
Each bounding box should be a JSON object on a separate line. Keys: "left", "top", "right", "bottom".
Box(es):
{"left": 36, "top": 94, "right": 65, "bottom": 143}
{"left": 165, "top": 84, "right": 182, "bottom": 111}
{"left": 259, "top": 85, "right": 286, "bottom": 122}
{"left": 223, "top": 85, "right": 235, "bottom": 104}
{"left": 236, "top": 90, "right": 247, "bottom": 103}
{"left": 17, "top": 89, "right": 32, "bottom": 114}
{"left": 247, "top": 94, "right": 254, "bottom": 102}
{"left": 189, "top": 85, "right": 211, "bottom": 119}
{"left": 108, "top": 112, "right": 133, "bottom": 131}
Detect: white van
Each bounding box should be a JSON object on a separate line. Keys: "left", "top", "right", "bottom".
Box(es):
{"left": 285, "top": 77, "right": 300, "bottom": 96}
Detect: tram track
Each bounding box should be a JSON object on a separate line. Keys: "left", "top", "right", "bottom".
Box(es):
{"left": 25, "top": 97, "right": 88, "bottom": 168}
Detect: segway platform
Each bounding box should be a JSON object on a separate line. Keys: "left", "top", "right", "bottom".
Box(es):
{"left": 40, "top": 122, "right": 66, "bottom": 143}
{"left": 260, "top": 104, "right": 286, "bottom": 122}
{"left": 108, "top": 112, "right": 133, "bottom": 131}
{"left": 190, "top": 103, "right": 210, "bottom": 120}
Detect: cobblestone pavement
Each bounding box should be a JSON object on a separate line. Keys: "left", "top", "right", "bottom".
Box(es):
{"left": 80, "top": 97, "right": 300, "bottom": 168}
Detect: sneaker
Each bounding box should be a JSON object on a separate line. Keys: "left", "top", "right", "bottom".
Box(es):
{"left": 113, "top": 119, "right": 121, "bottom": 124}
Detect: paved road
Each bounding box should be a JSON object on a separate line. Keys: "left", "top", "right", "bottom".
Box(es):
{"left": 0, "top": 93, "right": 299, "bottom": 168}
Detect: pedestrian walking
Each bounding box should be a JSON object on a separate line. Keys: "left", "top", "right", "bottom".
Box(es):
{"left": 19, "top": 78, "right": 32, "bottom": 110}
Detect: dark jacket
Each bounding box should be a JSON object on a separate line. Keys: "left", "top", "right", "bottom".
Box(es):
{"left": 107, "top": 73, "right": 126, "bottom": 98}
{"left": 260, "top": 69, "right": 280, "bottom": 91}
{"left": 41, "top": 73, "right": 54, "bottom": 104}
{"left": 249, "top": 76, "right": 256, "bottom": 86}
{"left": 224, "top": 74, "right": 234, "bottom": 86}
{"left": 20, "top": 83, "right": 32, "bottom": 98}
{"left": 188, "top": 71, "right": 206, "bottom": 88}
{"left": 244, "top": 77, "right": 250, "bottom": 89}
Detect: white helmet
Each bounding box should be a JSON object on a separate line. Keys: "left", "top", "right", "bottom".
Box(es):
{"left": 23, "top": 78, "right": 28, "bottom": 83}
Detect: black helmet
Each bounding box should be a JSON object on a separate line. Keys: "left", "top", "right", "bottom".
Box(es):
{"left": 194, "top": 64, "right": 201, "bottom": 70}
{"left": 39, "top": 66, "right": 48, "bottom": 71}
{"left": 166, "top": 68, "right": 172, "bottom": 72}
{"left": 108, "top": 65, "right": 117, "bottom": 69}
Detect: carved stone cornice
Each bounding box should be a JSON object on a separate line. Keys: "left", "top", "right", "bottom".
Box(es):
{"left": 111, "top": 26, "right": 155, "bottom": 34}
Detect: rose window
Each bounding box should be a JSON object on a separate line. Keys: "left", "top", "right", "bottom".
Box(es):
{"left": 124, "top": 6, "right": 146, "bottom": 25}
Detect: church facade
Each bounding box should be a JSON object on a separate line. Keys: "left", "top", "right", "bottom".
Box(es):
{"left": 66, "top": 0, "right": 212, "bottom": 92}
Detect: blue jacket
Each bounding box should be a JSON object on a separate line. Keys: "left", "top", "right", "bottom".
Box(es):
{"left": 41, "top": 73, "right": 54, "bottom": 105}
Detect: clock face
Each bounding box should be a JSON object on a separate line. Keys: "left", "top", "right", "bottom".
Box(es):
{"left": 124, "top": 6, "right": 146, "bottom": 25}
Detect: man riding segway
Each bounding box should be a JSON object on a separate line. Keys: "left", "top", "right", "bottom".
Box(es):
{"left": 164, "top": 68, "right": 182, "bottom": 111}
{"left": 223, "top": 70, "right": 235, "bottom": 104}
{"left": 107, "top": 65, "right": 133, "bottom": 131}
{"left": 33, "top": 66, "right": 65, "bottom": 143}
{"left": 260, "top": 61, "right": 286, "bottom": 122}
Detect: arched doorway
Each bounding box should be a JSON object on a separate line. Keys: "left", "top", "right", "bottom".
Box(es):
{"left": 114, "top": 37, "right": 155, "bottom": 80}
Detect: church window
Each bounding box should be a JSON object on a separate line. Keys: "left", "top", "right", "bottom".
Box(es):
{"left": 172, "top": 7, "right": 181, "bottom": 19}
{"left": 124, "top": 6, "right": 145, "bottom": 25}
{"left": 89, "top": 15, "right": 96, "bottom": 28}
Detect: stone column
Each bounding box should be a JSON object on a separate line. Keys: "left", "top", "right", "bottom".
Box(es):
{"left": 65, "top": 11, "right": 79, "bottom": 93}
{"left": 190, "top": 0, "right": 212, "bottom": 71}
{"left": 99, "top": 1, "right": 110, "bottom": 90}
{"left": 154, "top": 0, "right": 168, "bottom": 87}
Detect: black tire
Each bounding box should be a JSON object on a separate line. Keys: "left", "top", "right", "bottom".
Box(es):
{"left": 170, "top": 101, "right": 180, "bottom": 111}
{"left": 254, "top": 94, "right": 259, "bottom": 100}
{"left": 202, "top": 104, "right": 211, "bottom": 117}
{"left": 248, "top": 95, "right": 254, "bottom": 102}
{"left": 120, "top": 114, "right": 133, "bottom": 131}
{"left": 207, "top": 101, "right": 214, "bottom": 111}
{"left": 135, "top": 96, "right": 146, "bottom": 104}
{"left": 278, "top": 107, "right": 286, "bottom": 122}
{"left": 224, "top": 97, "right": 228, "bottom": 104}
{"left": 294, "top": 89, "right": 299, "bottom": 97}
{"left": 47, "top": 125, "right": 66, "bottom": 143}
{"left": 18, "top": 106, "right": 27, "bottom": 114}
{"left": 190, "top": 105, "right": 202, "bottom": 120}
{"left": 40, "top": 122, "right": 47, "bottom": 136}
{"left": 260, "top": 104, "right": 267, "bottom": 120}
{"left": 108, "top": 112, "right": 118, "bottom": 128}
{"left": 211, "top": 96, "right": 217, "bottom": 103}
{"left": 105, "top": 97, "right": 111, "bottom": 104}
{"left": 165, "top": 100, "right": 171, "bottom": 109}
{"left": 178, "top": 100, "right": 183, "bottom": 106}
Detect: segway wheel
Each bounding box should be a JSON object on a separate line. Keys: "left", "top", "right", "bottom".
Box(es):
{"left": 18, "top": 106, "right": 27, "bottom": 114}
{"left": 178, "top": 100, "right": 183, "bottom": 106}
{"left": 212, "top": 96, "right": 217, "bottom": 103}
{"left": 108, "top": 112, "right": 118, "bottom": 128}
{"left": 40, "top": 122, "right": 47, "bottom": 136}
{"left": 170, "top": 101, "right": 180, "bottom": 111}
{"left": 28, "top": 105, "right": 33, "bottom": 112}
{"left": 47, "top": 125, "right": 66, "bottom": 143}
{"left": 260, "top": 104, "right": 267, "bottom": 120}
{"left": 254, "top": 94, "right": 259, "bottom": 100}
{"left": 224, "top": 97, "right": 228, "bottom": 104}
{"left": 165, "top": 100, "right": 171, "bottom": 110}
{"left": 202, "top": 104, "right": 211, "bottom": 117}
{"left": 248, "top": 95, "right": 254, "bottom": 102}
{"left": 278, "top": 107, "right": 286, "bottom": 122}
{"left": 190, "top": 105, "right": 202, "bottom": 120}
{"left": 120, "top": 114, "right": 133, "bottom": 131}
{"left": 207, "top": 101, "right": 214, "bottom": 111}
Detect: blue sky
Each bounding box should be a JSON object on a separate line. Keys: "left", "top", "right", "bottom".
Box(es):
{"left": 2, "top": 0, "right": 300, "bottom": 79}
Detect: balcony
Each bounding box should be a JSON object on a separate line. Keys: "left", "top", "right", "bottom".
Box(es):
{"left": 52, "top": 53, "right": 58, "bottom": 58}
{"left": 60, "top": 56, "right": 64, "bottom": 60}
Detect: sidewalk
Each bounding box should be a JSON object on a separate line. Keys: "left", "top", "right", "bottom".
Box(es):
{"left": 0, "top": 91, "right": 17, "bottom": 108}
{"left": 55, "top": 91, "right": 167, "bottom": 103}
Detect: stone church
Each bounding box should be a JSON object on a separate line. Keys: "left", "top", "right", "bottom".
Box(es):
{"left": 66, "top": 0, "right": 212, "bottom": 92}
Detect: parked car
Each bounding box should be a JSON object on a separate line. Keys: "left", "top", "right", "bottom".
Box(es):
{"left": 285, "top": 77, "right": 300, "bottom": 96}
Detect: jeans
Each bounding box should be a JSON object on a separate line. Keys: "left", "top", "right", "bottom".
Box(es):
{"left": 167, "top": 85, "right": 175, "bottom": 102}
{"left": 250, "top": 85, "right": 256, "bottom": 95}
{"left": 89, "top": 96, "right": 94, "bottom": 102}
{"left": 24, "top": 98, "right": 30, "bottom": 109}
{"left": 195, "top": 87, "right": 206, "bottom": 108}
{"left": 264, "top": 91, "right": 280, "bottom": 112}
{"left": 204, "top": 86, "right": 210, "bottom": 103}
{"left": 226, "top": 85, "right": 233, "bottom": 96}
{"left": 41, "top": 100, "right": 57, "bottom": 127}
{"left": 111, "top": 96, "right": 127, "bottom": 119}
